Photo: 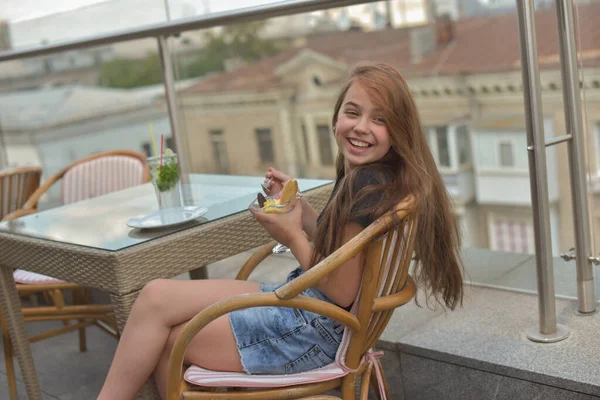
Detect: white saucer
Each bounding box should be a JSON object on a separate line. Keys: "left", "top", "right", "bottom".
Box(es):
{"left": 126, "top": 206, "right": 208, "bottom": 229}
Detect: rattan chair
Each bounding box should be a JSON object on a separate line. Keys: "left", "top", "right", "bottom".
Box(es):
{"left": 0, "top": 150, "right": 150, "bottom": 400}
{"left": 166, "top": 195, "right": 418, "bottom": 400}
{"left": 0, "top": 166, "right": 42, "bottom": 220}
{"left": 0, "top": 166, "right": 42, "bottom": 398}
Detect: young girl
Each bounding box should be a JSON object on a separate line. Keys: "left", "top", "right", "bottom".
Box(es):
{"left": 98, "top": 62, "right": 463, "bottom": 399}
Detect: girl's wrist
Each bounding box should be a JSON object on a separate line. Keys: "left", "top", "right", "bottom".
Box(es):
{"left": 289, "top": 231, "right": 308, "bottom": 250}
{"left": 290, "top": 238, "right": 313, "bottom": 272}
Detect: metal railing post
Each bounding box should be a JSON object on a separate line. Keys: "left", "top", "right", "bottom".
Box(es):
{"left": 554, "top": 0, "right": 596, "bottom": 314}
{"left": 157, "top": 35, "right": 192, "bottom": 186}
{"left": 0, "top": 117, "right": 7, "bottom": 169}
{"left": 516, "top": 0, "right": 569, "bottom": 343}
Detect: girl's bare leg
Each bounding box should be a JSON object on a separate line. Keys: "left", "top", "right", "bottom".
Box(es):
{"left": 153, "top": 316, "right": 238, "bottom": 398}
{"left": 98, "top": 278, "right": 260, "bottom": 400}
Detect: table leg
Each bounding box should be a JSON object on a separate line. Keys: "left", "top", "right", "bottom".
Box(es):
{"left": 188, "top": 265, "right": 207, "bottom": 280}
{"left": 0, "top": 264, "right": 42, "bottom": 400}
{"left": 110, "top": 291, "right": 161, "bottom": 400}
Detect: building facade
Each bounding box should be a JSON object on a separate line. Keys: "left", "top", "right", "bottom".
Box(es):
{"left": 177, "top": 5, "right": 600, "bottom": 256}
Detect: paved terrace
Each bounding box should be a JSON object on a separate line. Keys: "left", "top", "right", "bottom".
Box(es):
{"left": 1, "top": 248, "right": 599, "bottom": 399}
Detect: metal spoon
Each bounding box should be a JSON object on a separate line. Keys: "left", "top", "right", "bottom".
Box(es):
{"left": 261, "top": 178, "right": 272, "bottom": 194}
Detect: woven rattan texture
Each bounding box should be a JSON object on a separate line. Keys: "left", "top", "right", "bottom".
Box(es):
{"left": 0, "top": 185, "right": 332, "bottom": 295}
{"left": 0, "top": 265, "right": 41, "bottom": 397}
{"left": 109, "top": 291, "right": 139, "bottom": 332}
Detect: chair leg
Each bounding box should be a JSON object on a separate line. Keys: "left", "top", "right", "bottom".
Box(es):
{"left": 369, "top": 360, "right": 390, "bottom": 400}
{"left": 73, "top": 288, "right": 87, "bottom": 352}
{"left": 360, "top": 364, "right": 373, "bottom": 399}
{"left": 340, "top": 374, "right": 356, "bottom": 400}
{"left": 1, "top": 308, "right": 19, "bottom": 400}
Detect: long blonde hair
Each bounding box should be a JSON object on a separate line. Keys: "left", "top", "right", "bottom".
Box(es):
{"left": 311, "top": 62, "right": 464, "bottom": 310}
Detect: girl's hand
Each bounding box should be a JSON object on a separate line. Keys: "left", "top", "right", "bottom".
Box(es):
{"left": 263, "top": 167, "right": 291, "bottom": 196}
{"left": 249, "top": 199, "right": 303, "bottom": 247}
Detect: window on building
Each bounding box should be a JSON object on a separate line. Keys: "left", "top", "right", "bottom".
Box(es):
{"left": 435, "top": 126, "right": 451, "bottom": 168}
{"left": 255, "top": 128, "right": 274, "bottom": 163}
{"left": 142, "top": 142, "right": 152, "bottom": 158}
{"left": 142, "top": 137, "right": 175, "bottom": 158}
{"left": 94, "top": 52, "right": 103, "bottom": 65}
{"left": 301, "top": 124, "right": 310, "bottom": 163}
{"left": 596, "top": 122, "right": 600, "bottom": 170}
{"left": 43, "top": 59, "right": 52, "bottom": 74}
{"left": 491, "top": 219, "right": 535, "bottom": 254}
{"left": 498, "top": 141, "right": 515, "bottom": 167}
{"left": 456, "top": 125, "right": 471, "bottom": 165}
{"left": 317, "top": 124, "right": 334, "bottom": 166}
{"left": 166, "top": 137, "right": 174, "bottom": 151}
{"left": 210, "top": 130, "right": 229, "bottom": 174}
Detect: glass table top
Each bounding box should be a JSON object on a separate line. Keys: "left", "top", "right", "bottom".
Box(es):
{"left": 0, "top": 174, "right": 332, "bottom": 252}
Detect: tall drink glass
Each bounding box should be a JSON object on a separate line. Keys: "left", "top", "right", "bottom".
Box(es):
{"left": 147, "top": 153, "right": 182, "bottom": 209}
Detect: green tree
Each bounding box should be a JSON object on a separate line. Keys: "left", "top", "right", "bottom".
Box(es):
{"left": 184, "top": 21, "right": 281, "bottom": 78}
{"left": 98, "top": 53, "right": 163, "bottom": 88}
{"left": 98, "top": 21, "right": 281, "bottom": 88}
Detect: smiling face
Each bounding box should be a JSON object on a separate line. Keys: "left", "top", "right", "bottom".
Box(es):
{"left": 334, "top": 82, "right": 392, "bottom": 172}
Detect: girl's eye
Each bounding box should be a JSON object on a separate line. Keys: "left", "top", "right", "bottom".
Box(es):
{"left": 374, "top": 117, "right": 385, "bottom": 124}
{"left": 345, "top": 110, "right": 358, "bottom": 116}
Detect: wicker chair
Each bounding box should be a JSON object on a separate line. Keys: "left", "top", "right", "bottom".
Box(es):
{"left": 0, "top": 166, "right": 42, "bottom": 398}
{"left": 0, "top": 150, "right": 150, "bottom": 400}
{"left": 0, "top": 166, "right": 42, "bottom": 219}
{"left": 166, "top": 195, "right": 418, "bottom": 400}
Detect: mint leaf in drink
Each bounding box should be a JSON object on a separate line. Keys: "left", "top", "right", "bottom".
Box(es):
{"left": 156, "top": 158, "right": 179, "bottom": 192}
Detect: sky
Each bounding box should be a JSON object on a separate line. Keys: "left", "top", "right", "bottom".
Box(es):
{"left": 1, "top": 0, "right": 279, "bottom": 22}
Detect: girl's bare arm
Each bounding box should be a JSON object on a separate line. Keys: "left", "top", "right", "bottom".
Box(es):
{"left": 300, "top": 198, "right": 319, "bottom": 242}
{"left": 289, "top": 221, "right": 364, "bottom": 308}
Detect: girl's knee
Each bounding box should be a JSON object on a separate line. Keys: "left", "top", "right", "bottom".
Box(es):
{"left": 165, "top": 328, "right": 179, "bottom": 351}
{"left": 136, "top": 279, "right": 171, "bottom": 314}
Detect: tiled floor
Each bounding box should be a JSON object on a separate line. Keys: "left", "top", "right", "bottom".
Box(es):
{"left": 1, "top": 247, "right": 599, "bottom": 399}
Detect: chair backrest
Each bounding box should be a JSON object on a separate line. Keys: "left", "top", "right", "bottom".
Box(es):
{"left": 335, "top": 202, "right": 418, "bottom": 370}
{"left": 0, "top": 167, "right": 42, "bottom": 220}
{"left": 59, "top": 150, "right": 150, "bottom": 205}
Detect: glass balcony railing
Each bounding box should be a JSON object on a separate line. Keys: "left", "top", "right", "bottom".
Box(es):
{"left": 1, "top": 0, "right": 599, "bottom": 306}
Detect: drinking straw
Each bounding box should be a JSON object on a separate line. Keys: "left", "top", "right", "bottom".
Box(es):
{"left": 148, "top": 123, "right": 158, "bottom": 157}
{"left": 159, "top": 134, "right": 164, "bottom": 172}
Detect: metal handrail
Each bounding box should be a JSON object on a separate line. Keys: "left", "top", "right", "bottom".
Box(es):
{"left": 0, "top": 0, "right": 378, "bottom": 62}
{"left": 555, "top": 0, "right": 596, "bottom": 314}
{"left": 516, "top": 0, "right": 569, "bottom": 343}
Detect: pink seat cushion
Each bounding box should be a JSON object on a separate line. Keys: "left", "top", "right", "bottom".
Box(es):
{"left": 13, "top": 269, "right": 65, "bottom": 285}
{"left": 184, "top": 362, "right": 347, "bottom": 388}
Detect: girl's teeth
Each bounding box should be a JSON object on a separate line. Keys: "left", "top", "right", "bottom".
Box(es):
{"left": 350, "top": 139, "right": 369, "bottom": 148}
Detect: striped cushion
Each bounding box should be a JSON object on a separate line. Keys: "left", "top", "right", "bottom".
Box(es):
{"left": 13, "top": 269, "right": 65, "bottom": 285}
{"left": 184, "top": 363, "right": 346, "bottom": 388}
{"left": 61, "top": 156, "right": 145, "bottom": 205}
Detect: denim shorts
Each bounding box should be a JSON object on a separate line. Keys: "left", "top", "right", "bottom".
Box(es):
{"left": 229, "top": 266, "right": 345, "bottom": 375}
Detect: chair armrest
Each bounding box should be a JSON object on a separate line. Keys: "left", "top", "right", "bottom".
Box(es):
{"left": 1, "top": 208, "right": 39, "bottom": 222}
{"left": 166, "top": 293, "right": 359, "bottom": 400}
{"left": 372, "top": 275, "right": 416, "bottom": 312}
{"left": 275, "top": 218, "right": 390, "bottom": 301}
{"left": 275, "top": 195, "right": 416, "bottom": 301}
{"left": 22, "top": 168, "right": 68, "bottom": 209}
{"left": 235, "top": 241, "right": 278, "bottom": 280}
